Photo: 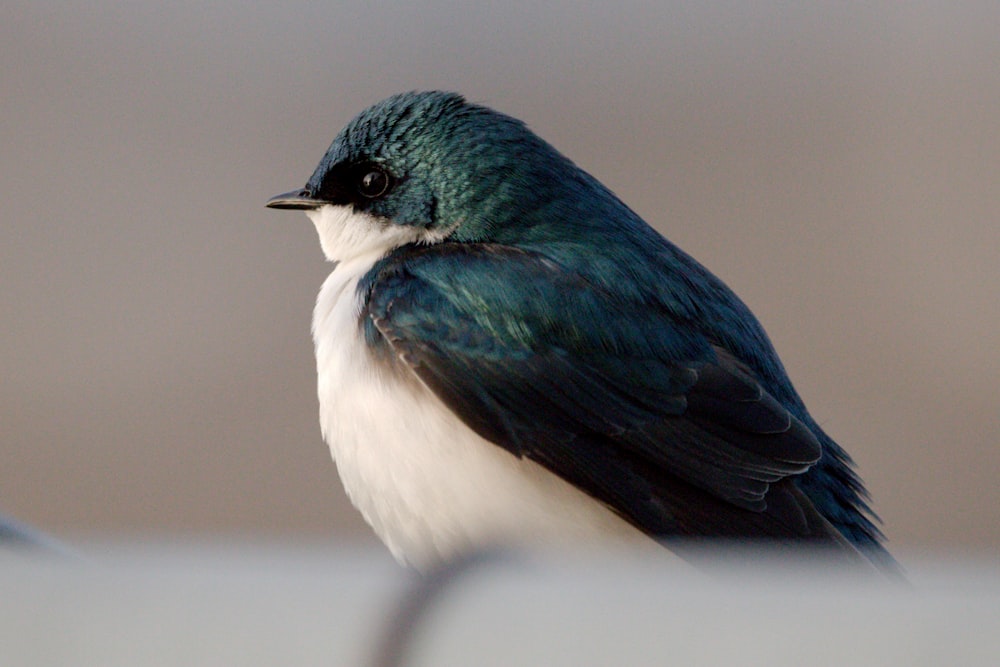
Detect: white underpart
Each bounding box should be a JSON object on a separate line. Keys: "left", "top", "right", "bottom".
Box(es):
{"left": 307, "top": 204, "right": 642, "bottom": 570}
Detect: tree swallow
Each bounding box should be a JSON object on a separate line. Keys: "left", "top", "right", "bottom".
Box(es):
{"left": 267, "top": 91, "right": 891, "bottom": 571}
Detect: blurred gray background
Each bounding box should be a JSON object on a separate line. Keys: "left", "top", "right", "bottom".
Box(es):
{"left": 2, "top": 3, "right": 997, "bottom": 554}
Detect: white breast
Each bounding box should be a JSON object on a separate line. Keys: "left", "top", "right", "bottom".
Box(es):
{"left": 307, "top": 205, "right": 641, "bottom": 570}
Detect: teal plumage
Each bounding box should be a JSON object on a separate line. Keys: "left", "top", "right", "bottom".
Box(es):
{"left": 269, "top": 91, "right": 891, "bottom": 569}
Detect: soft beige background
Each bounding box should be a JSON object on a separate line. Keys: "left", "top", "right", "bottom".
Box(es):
{"left": 2, "top": 3, "right": 997, "bottom": 554}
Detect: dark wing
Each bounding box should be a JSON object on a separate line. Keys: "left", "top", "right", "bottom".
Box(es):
{"left": 363, "top": 243, "right": 848, "bottom": 545}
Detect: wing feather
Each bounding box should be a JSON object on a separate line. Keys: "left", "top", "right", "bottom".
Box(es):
{"left": 362, "top": 243, "right": 846, "bottom": 544}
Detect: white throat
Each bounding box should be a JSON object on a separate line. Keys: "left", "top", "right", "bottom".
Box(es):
{"left": 306, "top": 204, "right": 438, "bottom": 264}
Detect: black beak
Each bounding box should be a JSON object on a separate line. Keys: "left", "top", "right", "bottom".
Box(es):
{"left": 265, "top": 188, "right": 330, "bottom": 210}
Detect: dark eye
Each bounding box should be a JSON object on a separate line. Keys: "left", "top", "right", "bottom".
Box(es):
{"left": 356, "top": 166, "right": 392, "bottom": 199}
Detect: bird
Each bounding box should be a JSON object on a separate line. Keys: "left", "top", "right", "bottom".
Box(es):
{"left": 267, "top": 91, "right": 891, "bottom": 572}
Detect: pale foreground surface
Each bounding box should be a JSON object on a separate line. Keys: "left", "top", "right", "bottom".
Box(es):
{"left": 2, "top": 542, "right": 998, "bottom": 666}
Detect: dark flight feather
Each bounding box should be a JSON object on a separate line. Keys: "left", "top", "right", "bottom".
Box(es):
{"left": 362, "top": 242, "right": 854, "bottom": 548}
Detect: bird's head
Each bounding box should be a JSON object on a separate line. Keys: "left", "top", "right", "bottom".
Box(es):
{"left": 268, "top": 91, "right": 618, "bottom": 262}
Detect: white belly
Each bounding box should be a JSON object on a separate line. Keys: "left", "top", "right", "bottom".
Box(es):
{"left": 312, "top": 257, "right": 642, "bottom": 570}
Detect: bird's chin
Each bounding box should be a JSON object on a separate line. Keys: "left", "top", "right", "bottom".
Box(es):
{"left": 308, "top": 205, "right": 455, "bottom": 266}
{"left": 306, "top": 204, "right": 419, "bottom": 266}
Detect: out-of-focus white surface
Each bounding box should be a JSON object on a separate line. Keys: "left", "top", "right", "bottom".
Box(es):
{"left": 2, "top": 542, "right": 405, "bottom": 666}
{"left": 2, "top": 543, "right": 998, "bottom": 666}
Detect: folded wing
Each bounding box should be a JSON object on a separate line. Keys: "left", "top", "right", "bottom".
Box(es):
{"left": 363, "top": 243, "right": 850, "bottom": 545}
